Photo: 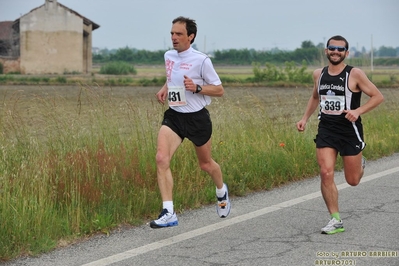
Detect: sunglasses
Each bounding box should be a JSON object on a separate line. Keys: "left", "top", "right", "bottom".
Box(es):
{"left": 327, "top": 46, "right": 347, "bottom": 52}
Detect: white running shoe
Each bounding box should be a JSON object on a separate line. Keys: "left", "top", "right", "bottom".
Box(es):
{"left": 321, "top": 217, "right": 345, "bottom": 234}
{"left": 150, "top": 209, "right": 178, "bottom": 228}
{"left": 216, "top": 184, "right": 231, "bottom": 218}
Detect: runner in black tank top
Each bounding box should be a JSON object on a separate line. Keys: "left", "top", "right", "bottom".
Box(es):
{"left": 317, "top": 65, "right": 365, "bottom": 148}
{"left": 296, "top": 35, "right": 384, "bottom": 235}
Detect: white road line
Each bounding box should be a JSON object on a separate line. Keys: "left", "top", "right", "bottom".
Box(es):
{"left": 82, "top": 167, "right": 399, "bottom": 266}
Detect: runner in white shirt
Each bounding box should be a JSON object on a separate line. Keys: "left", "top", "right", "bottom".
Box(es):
{"left": 165, "top": 46, "right": 220, "bottom": 113}
{"left": 150, "top": 16, "right": 231, "bottom": 228}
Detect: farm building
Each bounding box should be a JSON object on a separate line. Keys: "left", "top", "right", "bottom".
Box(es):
{"left": 0, "top": 0, "right": 99, "bottom": 74}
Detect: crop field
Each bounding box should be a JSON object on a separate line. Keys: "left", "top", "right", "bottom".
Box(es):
{"left": 0, "top": 82, "right": 398, "bottom": 260}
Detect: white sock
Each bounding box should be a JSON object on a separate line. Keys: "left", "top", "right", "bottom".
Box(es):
{"left": 216, "top": 184, "right": 226, "bottom": 198}
{"left": 163, "top": 201, "right": 174, "bottom": 214}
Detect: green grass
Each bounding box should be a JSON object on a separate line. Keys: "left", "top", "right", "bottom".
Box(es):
{"left": 0, "top": 85, "right": 398, "bottom": 261}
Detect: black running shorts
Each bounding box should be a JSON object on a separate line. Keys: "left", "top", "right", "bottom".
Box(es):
{"left": 314, "top": 128, "right": 365, "bottom": 156}
{"left": 161, "top": 108, "right": 212, "bottom": 147}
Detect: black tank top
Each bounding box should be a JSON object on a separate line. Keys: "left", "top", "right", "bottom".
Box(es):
{"left": 317, "top": 65, "right": 363, "bottom": 138}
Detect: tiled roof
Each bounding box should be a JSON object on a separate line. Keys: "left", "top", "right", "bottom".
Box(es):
{"left": 16, "top": 1, "right": 100, "bottom": 30}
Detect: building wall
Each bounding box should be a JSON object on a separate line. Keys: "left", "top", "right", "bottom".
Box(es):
{"left": 0, "top": 57, "right": 20, "bottom": 73}
{"left": 83, "top": 23, "right": 93, "bottom": 74}
{"left": 19, "top": 2, "right": 84, "bottom": 74}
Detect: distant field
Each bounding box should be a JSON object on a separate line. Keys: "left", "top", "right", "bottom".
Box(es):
{"left": 123, "top": 65, "right": 399, "bottom": 85}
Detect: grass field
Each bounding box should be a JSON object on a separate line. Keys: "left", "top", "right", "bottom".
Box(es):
{"left": 0, "top": 80, "right": 398, "bottom": 260}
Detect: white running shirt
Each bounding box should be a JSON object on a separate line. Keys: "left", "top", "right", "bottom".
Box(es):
{"left": 164, "top": 47, "right": 222, "bottom": 113}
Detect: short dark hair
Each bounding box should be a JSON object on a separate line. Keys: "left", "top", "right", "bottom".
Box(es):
{"left": 326, "top": 35, "right": 349, "bottom": 50}
{"left": 172, "top": 16, "right": 197, "bottom": 44}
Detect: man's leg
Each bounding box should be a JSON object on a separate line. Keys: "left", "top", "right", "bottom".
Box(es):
{"left": 317, "top": 147, "right": 345, "bottom": 234}
{"left": 150, "top": 126, "right": 182, "bottom": 228}
{"left": 194, "top": 138, "right": 223, "bottom": 189}
{"left": 316, "top": 147, "right": 339, "bottom": 215}
{"left": 155, "top": 125, "right": 182, "bottom": 202}
{"left": 342, "top": 152, "right": 364, "bottom": 186}
{"left": 195, "top": 139, "right": 231, "bottom": 218}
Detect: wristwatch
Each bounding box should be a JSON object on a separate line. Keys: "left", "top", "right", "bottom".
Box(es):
{"left": 195, "top": 85, "right": 202, "bottom": 93}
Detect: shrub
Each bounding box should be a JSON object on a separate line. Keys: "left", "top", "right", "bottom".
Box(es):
{"left": 284, "top": 60, "right": 313, "bottom": 83}
{"left": 252, "top": 61, "right": 312, "bottom": 84}
{"left": 56, "top": 76, "right": 67, "bottom": 83}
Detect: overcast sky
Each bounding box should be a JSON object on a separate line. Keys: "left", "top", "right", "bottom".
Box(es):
{"left": 1, "top": 0, "right": 398, "bottom": 52}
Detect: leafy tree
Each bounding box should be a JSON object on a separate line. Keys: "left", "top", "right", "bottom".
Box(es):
{"left": 301, "top": 40, "right": 316, "bottom": 49}
{"left": 112, "top": 47, "right": 135, "bottom": 62}
{"left": 316, "top": 42, "right": 324, "bottom": 49}
{"left": 377, "top": 46, "right": 397, "bottom": 57}
{"left": 292, "top": 47, "right": 320, "bottom": 64}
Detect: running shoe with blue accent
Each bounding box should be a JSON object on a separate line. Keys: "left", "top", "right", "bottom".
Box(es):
{"left": 216, "top": 184, "right": 231, "bottom": 218}
{"left": 150, "top": 209, "right": 178, "bottom": 228}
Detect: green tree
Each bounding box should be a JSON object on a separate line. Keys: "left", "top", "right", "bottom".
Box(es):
{"left": 377, "top": 46, "right": 397, "bottom": 57}
{"left": 301, "top": 40, "right": 316, "bottom": 49}
{"left": 112, "top": 47, "right": 135, "bottom": 62}
{"left": 292, "top": 47, "right": 320, "bottom": 64}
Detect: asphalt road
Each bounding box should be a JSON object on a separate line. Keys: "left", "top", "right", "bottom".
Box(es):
{"left": 4, "top": 153, "right": 399, "bottom": 266}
